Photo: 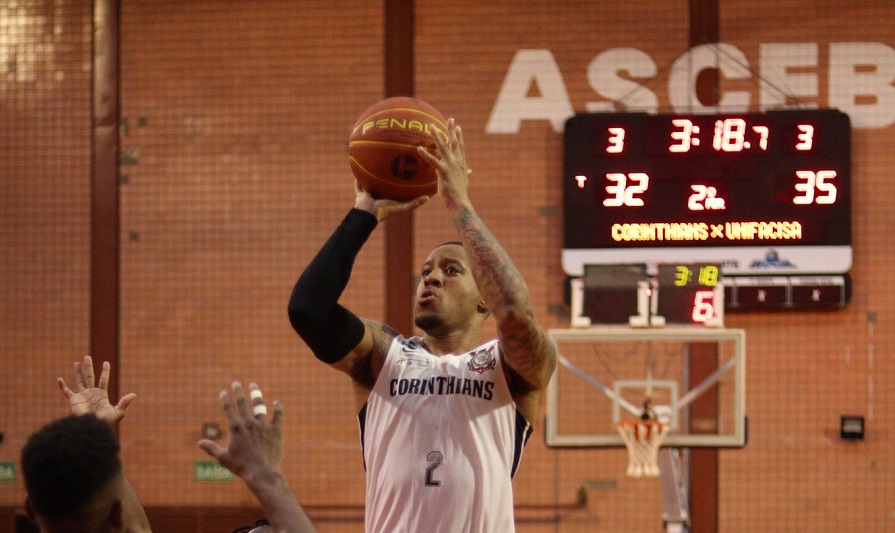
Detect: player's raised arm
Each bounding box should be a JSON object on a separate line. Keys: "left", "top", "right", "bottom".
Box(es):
{"left": 418, "top": 120, "right": 557, "bottom": 392}
{"left": 286, "top": 183, "right": 428, "bottom": 386}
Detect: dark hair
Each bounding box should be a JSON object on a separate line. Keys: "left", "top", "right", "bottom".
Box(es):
{"left": 233, "top": 518, "right": 271, "bottom": 532}
{"left": 21, "top": 414, "right": 122, "bottom": 519}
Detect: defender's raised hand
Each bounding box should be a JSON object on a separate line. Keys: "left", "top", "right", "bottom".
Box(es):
{"left": 57, "top": 355, "right": 136, "bottom": 428}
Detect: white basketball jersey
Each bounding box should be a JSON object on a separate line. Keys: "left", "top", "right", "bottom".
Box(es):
{"left": 359, "top": 336, "right": 532, "bottom": 533}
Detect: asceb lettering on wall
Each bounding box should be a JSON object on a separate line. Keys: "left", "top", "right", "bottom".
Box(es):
{"left": 486, "top": 43, "right": 895, "bottom": 133}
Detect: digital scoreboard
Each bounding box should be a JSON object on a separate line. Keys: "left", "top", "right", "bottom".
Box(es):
{"left": 562, "top": 109, "right": 852, "bottom": 320}
{"left": 562, "top": 109, "right": 852, "bottom": 277}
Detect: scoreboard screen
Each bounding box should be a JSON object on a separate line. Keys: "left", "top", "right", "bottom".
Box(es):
{"left": 562, "top": 109, "right": 851, "bottom": 277}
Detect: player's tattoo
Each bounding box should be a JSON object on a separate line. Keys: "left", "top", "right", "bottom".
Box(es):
{"left": 349, "top": 320, "right": 404, "bottom": 388}
{"left": 452, "top": 206, "right": 556, "bottom": 390}
{"left": 376, "top": 322, "right": 402, "bottom": 358}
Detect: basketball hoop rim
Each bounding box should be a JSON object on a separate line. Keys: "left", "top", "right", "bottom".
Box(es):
{"left": 616, "top": 419, "right": 669, "bottom": 442}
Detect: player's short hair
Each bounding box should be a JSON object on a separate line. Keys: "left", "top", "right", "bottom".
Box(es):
{"left": 21, "top": 414, "right": 122, "bottom": 520}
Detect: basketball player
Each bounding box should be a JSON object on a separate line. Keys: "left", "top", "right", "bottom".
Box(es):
{"left": 288, "top": 118, "right": 557, "bottom": 532}
{"left": 22, "top": 356, "right": 150, "bottom": 533}
{"left": 25, "top": 356, "right": 315, "bottom": 533}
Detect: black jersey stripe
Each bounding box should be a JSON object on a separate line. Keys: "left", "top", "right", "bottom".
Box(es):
{"left": 511, "top": 410, "right": 533, "bottom": 479}
{"left": 357, "top": 402, "right": 368, "bottom": 471}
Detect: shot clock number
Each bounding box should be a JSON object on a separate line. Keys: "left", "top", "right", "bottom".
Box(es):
{"left": 673, "top": 264, "right": 719, "bottom": 323}
{"left": 691, "top": 291, "right": 717, "bottom": 322}
{"left": 658, "top": 264, "right": 721, "bottom": 325}
{"left": 687, "top": 265, "right": 719, "bottom": 323}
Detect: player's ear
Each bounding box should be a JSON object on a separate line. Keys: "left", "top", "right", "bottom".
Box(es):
{"left": 24, "top": 496, "right": 37, "bottom": 522}
{"left": 109, "top": 499, "right": 124, "bottom": 528}
{"left": 476, "top": 299, "right": 490, "bottom": 317}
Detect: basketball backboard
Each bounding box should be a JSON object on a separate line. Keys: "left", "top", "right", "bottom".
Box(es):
{"left": 546, "top": 327, "right": 746, "bottom": 448}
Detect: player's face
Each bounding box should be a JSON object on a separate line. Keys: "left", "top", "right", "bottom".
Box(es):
{"left": 35, "top": 475, "right": 124, "bottom": 532}
{"left": 414, "top": 243, "right": 483, "bottom": 334}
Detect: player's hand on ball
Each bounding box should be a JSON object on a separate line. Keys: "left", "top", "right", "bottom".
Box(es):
{"left": 354, "top": 180, "right": 429, "bottom": 222}
{"left": 418, "top": 118, "right": 471, "bottom": 206}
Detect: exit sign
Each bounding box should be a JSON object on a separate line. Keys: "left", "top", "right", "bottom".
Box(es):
{"left": 194, "top": 461, "right": 234, "bottom": 482}
{"left": 0, "top": 462, "right": 15, "bottom": 482}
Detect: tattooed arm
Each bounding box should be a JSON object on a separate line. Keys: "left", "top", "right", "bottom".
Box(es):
{"left": 418, "top": 119, "right": 557, "bottom": 398}
{"left": 333, "top": 318, "right": 401, "bottom": 413}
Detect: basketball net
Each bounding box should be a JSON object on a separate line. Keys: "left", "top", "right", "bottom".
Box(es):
{"left": 616, "top": 419, "right": 669, "bottom": 477}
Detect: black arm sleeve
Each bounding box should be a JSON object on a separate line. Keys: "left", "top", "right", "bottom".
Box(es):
{"left": 287, "top": 208, "right": 378, "bottom": 363}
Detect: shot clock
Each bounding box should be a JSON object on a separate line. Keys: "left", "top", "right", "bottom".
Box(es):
{"left": 569, "top": 262, "right": 725, "bottom": 327}
{"left": 562, "top": 109, "right": 852, "bottom": 277}
{"left": 654, "top": 263, "right": 723, "bottom": 326}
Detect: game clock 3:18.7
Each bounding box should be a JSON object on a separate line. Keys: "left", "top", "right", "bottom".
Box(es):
{"left": 561, "top": 109, "right": 851, "bottom": 277}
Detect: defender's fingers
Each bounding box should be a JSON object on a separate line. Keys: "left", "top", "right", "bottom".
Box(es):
{"left": 83, "top": 355, "right": 96, "bottom": 387}
{"left": 74, "top": 361, "right": 87, "bottom": 390}
{"left": 198, "top": 440, "right": 225, "bottom": 461}
{"left": 219, "top": 389, "right": 239, "bottom": 423}
{"left": 98, "top": 361, "right": 111, "bottom": 390}
{"left": 249, "top": 383, "right": 268, "bottom": 418}
{"left": 231, "top": 381, "right": 252, "bottom": 420}
{"left": 57, "top": 378, "right": 75, "bottom": 398}
{"left": 114, "top": 392, "right": 137, "bottom": 413}
{"left": 270, "top": 400, "right": 284, "bottom": 430}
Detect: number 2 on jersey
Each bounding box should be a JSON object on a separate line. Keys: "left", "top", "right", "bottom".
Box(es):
{"left": 425, "top": 451, "right": 444, "bottom": 487}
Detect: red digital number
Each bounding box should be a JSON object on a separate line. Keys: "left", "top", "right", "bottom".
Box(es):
{"left": 794, "top": 170, "right": 837, "bottom": 205}
{"left": 606, "top": 127, "right": 625, "bottom": 153}
{"left": 692, "top": 290, "right": 716, "bottom": 322}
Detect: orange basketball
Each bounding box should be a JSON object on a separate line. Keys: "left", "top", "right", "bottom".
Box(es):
{"left": 348, "top": 97, "right": 447, "bottom": 201}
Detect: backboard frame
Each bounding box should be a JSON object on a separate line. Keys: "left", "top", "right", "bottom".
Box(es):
{"left": 546, "top": 327, "right": 746, "bottom": 448}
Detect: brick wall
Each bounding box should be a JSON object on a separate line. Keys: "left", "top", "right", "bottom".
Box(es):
{"left": 2, "top": 1, "right": 894, "bottom": 531}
